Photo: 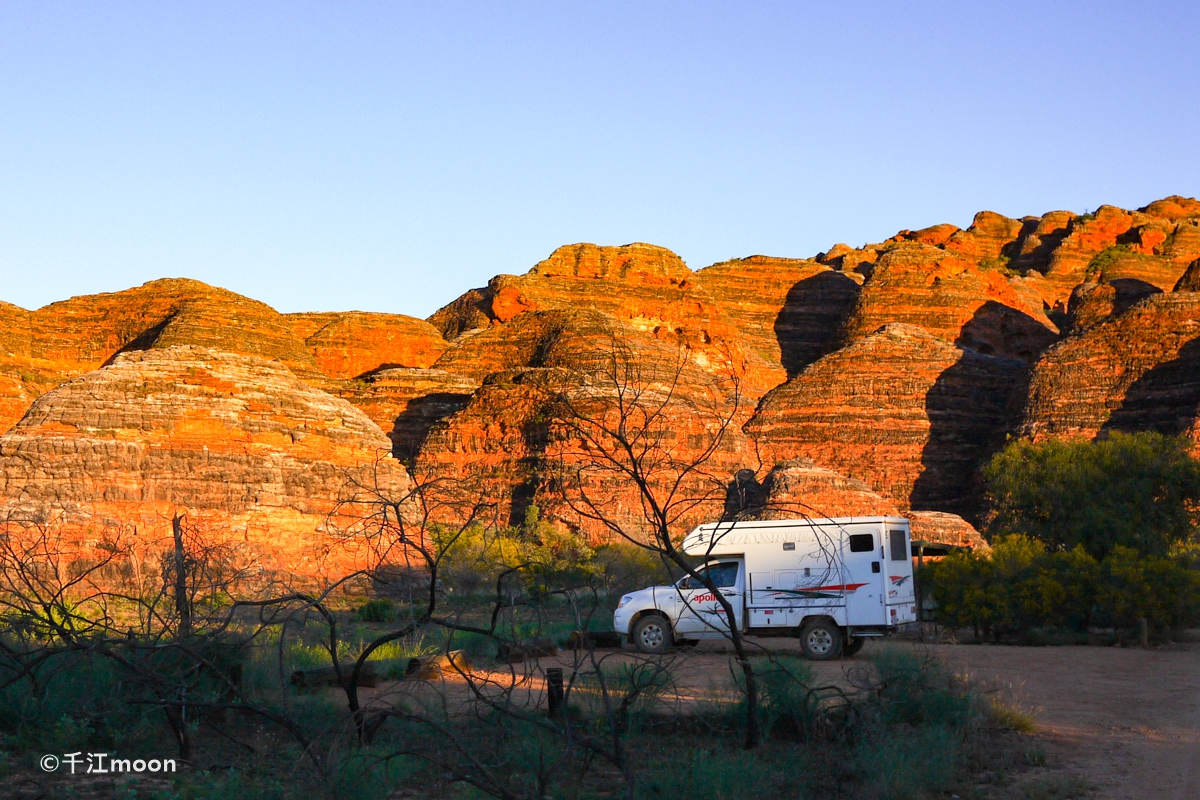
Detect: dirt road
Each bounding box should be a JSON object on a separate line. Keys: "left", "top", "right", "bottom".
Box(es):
{"left": 912, "top": 641, "right": 1200, "bottom": 800}
{"left": 676, "top": 638, "right": 1200, "bottom": 800}
{"left": 367, "top": 637, "right": 1199, "bottom": 798}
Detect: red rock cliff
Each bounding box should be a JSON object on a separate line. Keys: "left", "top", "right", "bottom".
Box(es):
{"left": 745, "top": 324, "right": 1028, "bottom": 520}
{"left": 0, "top": 347, "right": 411, "bottom": 578}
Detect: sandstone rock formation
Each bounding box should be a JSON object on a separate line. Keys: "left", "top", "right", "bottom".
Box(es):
{"left": 0, "top": 301, "right": 35, "bottom": 433}
{"left": 942, "top": 210, "right": 1025, "bottom": 261}
{"left": 745, "top": 324, "right": 1028, "bottom": 519}
{"left": 428, "top": 243, "right": 784, "bottom": 403}
{"left": 286, "top": 311, "right": 449, "bottom": 379}
{"left": 907, "top": 511, "right": 988, "bottom": 551}
{"left": 730, "top": 459, "right": 900, "bottom": 521}
{"left": 841, "top": 242, "right": 1058, "bottom": 362}
{"left": 5, "top": 193, "right": 1200, "bottom": 570}
{"left": 1034, "top": 202, "right": 1200, "bottom": 307}
{"left": 414, "top": 368, "right": 562, "bottom": 530}
{"left": 1021, "top": 293, "right": 1200, "bottom": 442}
{"left": 1063, "top": 279, "right": 1163, "bottom": 333}
{"left": 0, "top": 279, "right": 322, "bottom": 432}
{"left": 0, "top": 280, "right": 458, "bottom": 445}
{"left": 0, "top": 347, "right": 411, "bottom": 578}
{"left": 332, "top": 367, "right": 479, "bottom": 462}
{"left": 1175, "top": 259, "right": 1200, "bottom": 292}
{"left": 693, "top": 256, "right": 860, "bottom": 377}
{"left": 416, "top": 349, "right": 748, "bottom": 540}
{"left": 32, "top": 278, "right": 317, "bottom": 377}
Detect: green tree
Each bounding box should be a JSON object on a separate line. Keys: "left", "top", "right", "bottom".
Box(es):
{"left": 984, "top": 432, "right": 1200, "bottom": 559}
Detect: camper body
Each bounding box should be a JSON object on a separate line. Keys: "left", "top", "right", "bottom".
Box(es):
{"left": 612, "top": 517, "right": 917, "bottom": 659}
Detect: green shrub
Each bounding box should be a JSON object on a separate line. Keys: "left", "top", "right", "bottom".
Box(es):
{"left": 870, "top": 651, "right": 975, "bottom": 730}
{"left": 924, "top": 535, "right": 1200, "bottom": 638}
{"left": 437, "top": 506, "right": 599, "bottom": 598}
{"left": 1096, "top": 546, "right": 1200, "bottom": 631}
{"left": 594, "top": 541, "right": 674, "bottom": 604}
{"left": 755, "top": 656, "right": 820, "bottom": 741}
{"left": 1085, "top": 244, "right": 1131, "bottom": 278}
{"left": 353, "top": 598, "right": 396, "bottom": 623}
{"left": 0, "top": 649, "right": 161, "bottom": 752}
{"left": 987, "top": 698, "right": 1037, "bottom": 733}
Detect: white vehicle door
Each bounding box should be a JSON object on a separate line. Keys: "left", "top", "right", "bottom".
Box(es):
{"left": 841, "top": 528, "right": 886, "bottom": 626}
{"left": 884, "top": 526, "right": 917, "bottom": 623}
{"left": 673, "top": 560, "right": 744, "bottom": 637}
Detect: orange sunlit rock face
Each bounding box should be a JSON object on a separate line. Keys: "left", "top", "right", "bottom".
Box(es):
{"left": 841, "top": 242, "right": 1058, "bottom": 362}
{"left": 415, "top": 313, "right": 749, "bottom": 539}
{"left": 1021, "top": 292, "right": 1200, "bottom": 444}
{"left": 907, "top": 511, "right": 988, "bottom": 551}
{"left": 745, "top": 324, "right": 1028, "bottom": 519}
{"left": 330, "top": 367, "right": 479, "bottom": 462}
{"left": 736, "top": 458, "right": 901, "bottom": 520}
{"left": 693, "top": 256, "right": 860, "bottom": 379}
{"left": 3, "top": 194, "right": 1199, "bottom": 558}
{"left": 428, "top": 243, "right": 785, "bottom": 405}
{"left": 286, "top": 311, "right": 450, "bottom": 378}
{"left": 0, "top": 347, "right": 411, "bottom": 580}
{"left": 0, "top": 279, "right": 320, "bottom": 433}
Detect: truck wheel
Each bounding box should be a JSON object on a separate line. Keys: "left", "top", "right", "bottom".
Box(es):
{"left": 631, "top": 615, "right": 673, "bottom": 654}
{"left": 800, "top": 619, "right": 843, "bottom": 660}
{"left": 842, "top": 637, "right": 864, "bottom": 657}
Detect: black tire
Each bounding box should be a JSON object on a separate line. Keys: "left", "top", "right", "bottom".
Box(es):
{"left": 799, "top": 618, "right": 843, "bottom": 660}
{"left": 842, "top": 637, "right": 865, "bottom": 657}
{"left": 631, "top": 615, "right": 673, "bottom": 654}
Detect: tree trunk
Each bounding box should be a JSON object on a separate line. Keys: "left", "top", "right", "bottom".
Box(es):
{"left": 173, "top": 514, "right": 190, "bottom": 638}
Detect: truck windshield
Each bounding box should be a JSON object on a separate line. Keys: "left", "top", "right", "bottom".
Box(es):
{"left": 679, "top": 562, "right": 739, "bottom": 589}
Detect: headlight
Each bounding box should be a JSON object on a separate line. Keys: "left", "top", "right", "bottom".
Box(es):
{"left": 617, "top": 595, "right": 632, "bottom": 609}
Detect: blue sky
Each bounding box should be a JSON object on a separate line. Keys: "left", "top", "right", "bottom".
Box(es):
{"left": 2, "top": 2, "right": 1198, "bottom": 318}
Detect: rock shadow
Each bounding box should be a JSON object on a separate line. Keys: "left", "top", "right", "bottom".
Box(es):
{"left": 389, "top": 392, "right": 475, "bottom": 464}
{"left": 910, "top": 344, "right": 1030, "bottom": 522}
{"left": 1102, "top": 335, "right": 1200, "bottom": 438}
{"left": 1009, "top": 218, "right": 1071, "bottom": 275}
{"left": 724, "top": 469, "right": 764, "bottom": 519}
{"left": 1107, "top": 279, "right": 1163, "bottom": 317}
{"left": 955, "top": 300, "right": 1059, "bottom": 362}
{"left": 773, "top": 271, "right": 860, "bottom": 378}
{"left": 509, "top": 408, "right": 554, "bottom": 527}
{"left": 100, "top": 314, "right": 176, "bottom": 366}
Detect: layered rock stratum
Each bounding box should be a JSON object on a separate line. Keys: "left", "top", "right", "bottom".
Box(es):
{"left": 1021, "top": 292, "right": 1200, "bottom": 441}
{"left": 745, "top": 324, "right": 1028, "bottom": 518}
{"left": 4, "top": 195, "right": 1199, "bottom": 567}
{"left": 0, "top": 347, "right": 410, "bottom": 577}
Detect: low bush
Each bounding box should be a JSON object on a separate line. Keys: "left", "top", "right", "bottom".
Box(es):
{"left": 353, "top": 598, "right": 396, "bottom": 623}
{"left": 437, "top": 505, "right": 600, "bottom": 598}
{"left": 924, "top": 535, "right": 1200, "bottom": 639}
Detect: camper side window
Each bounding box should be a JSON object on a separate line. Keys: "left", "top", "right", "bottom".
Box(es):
{"left": 890, "top": 530, "right": 907, "bottom": 561}
{"left": 848, "top": 534, "right": 874, "bottom": 552}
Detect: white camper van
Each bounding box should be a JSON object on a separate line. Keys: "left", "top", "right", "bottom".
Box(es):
{"left": 612, "top": 517, "right": 917, "bottom": 659}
